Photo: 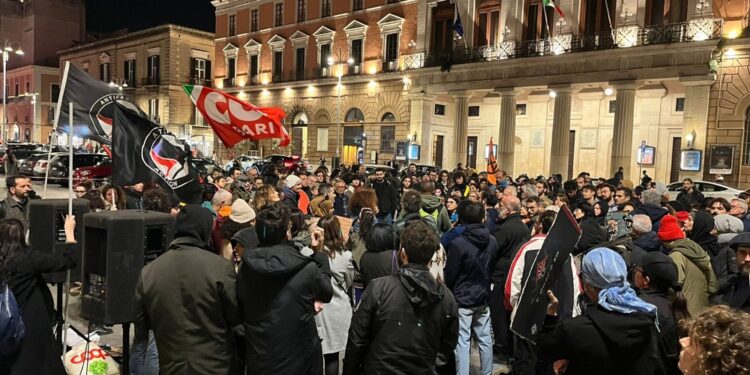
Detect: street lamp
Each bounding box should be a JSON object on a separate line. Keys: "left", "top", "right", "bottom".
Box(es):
{"left": 327, "top": 50, "right": 354, "bottom": 168}
{"left": 2, "top": 39, "right": 24, "bottom": 144}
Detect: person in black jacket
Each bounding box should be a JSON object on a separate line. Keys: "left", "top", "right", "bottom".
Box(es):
{"left": 539, "top": 247, "right": 663, "bottom": 375}
{"left": 491, "top": 195, "right": 530, "bottom": 366}
{"left": 238, "top": 203, "right": 333, "bottom": 375}
{"left": 370, "top": 168, "right": 399, "bottom": 224}
{"left": 676, "top": 178, "right": 704, "bottom": 210}
{"left": 724, "top": 232, "right": 750, "bottom": 311}
{"left": 359, "top": 223, "right": 399, "bottom": 289}
{"left": 1, "top": 216, "right": 77, "bottom": 375}
{"left": 444, "top": 200, "right": 498, "bottom": 375}
{"left": 125, "top": 182, "right": 145, "bottom": 209}
{"left": 343, "top": 221, "right": 458, "bottom": 375}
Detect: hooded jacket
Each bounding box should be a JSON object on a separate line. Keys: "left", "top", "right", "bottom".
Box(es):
{"left": 371, "top": 178, "right": 399, "bottom": 216}
{"left": 667, "top": 238, "right": 719, "bottom": 316}
{"left": 238, "top": 242, "right": 333, "bottom": 375}
{"left": 444, "top": 224, "right": 499, "bottom": 308}
{"left": 633, "top": 204, "right": 668, "bottom": 233}
{"left": 632, "top": 231, "right": 662, "bottom": 253}
{"left": 134, "top": 205, "right": 241, "bottom": 375}
{"left": 421, "top": 194, "right": 451, "bottom": 233}
{"left": 343, "top": 263, "right": 458, "bottom": 375}
{"left": 538, "top": 304, "right": 664, "bottom": 375}
{"left": 689, "top": 211, "right": 738, "bottom": 300}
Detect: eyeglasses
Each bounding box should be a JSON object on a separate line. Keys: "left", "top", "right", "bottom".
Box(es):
{"left": 74, "top": 190, "right": 86, "bottom": 194}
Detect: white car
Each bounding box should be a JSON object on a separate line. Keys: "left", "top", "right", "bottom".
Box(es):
{"left": 224, "top": 155, "right": 262, "bottom": 173}
{"left": 33, "top": 152, "right": 65, "bottom": 177}
{"left": 665, "top": 181, "right": 743, "bottom": 201}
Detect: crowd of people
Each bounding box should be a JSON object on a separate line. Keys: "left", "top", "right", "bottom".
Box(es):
{"left": 2, "top": 158, "right": 750, "bottom": 375}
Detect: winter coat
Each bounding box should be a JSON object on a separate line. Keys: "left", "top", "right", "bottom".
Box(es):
{"left": 538, "top": 304, "right": 664, "bottom": 375}
{"left": 639, "top": 290, "right": 681, "bottom": 375}
{"left": 333, "top": 192, "right": 350, "bottom": 217}
{"left": 441, "top": 225, "right": 466, "bottom": 250}
{"left": 485, "top": 207, "right": 499, "bottom": 234}
{"left": 690, "top": 212, "right": 739, "bottom": 301}
{"left": 371, "top": 179, "right": 398, "bottom": 216}
{"left": 492, "top": 214, "right": 531, "bottom": 283}
{"left": 575, "top": 217, "right": 607, "bottom": 254}
{"left": 633, "top": 231, "right": 662, "bottom": 253}
{"left": 359, "top": 248, "right": 399, "bottom": 290}
{"left": 125, "top": 188, "right": 144, "bottom": 210}
{"left": 421, "top": 194, "right": 451, "bottom": 233}
{"left": 633, "top": 204, "right": 668, "bottom": 233}
{"left": 1, "top": 196, "right": 28, "bottom": 229}
{"left": 310, "top": 195, "right": 333, "bottom": 217}
{"left": 315, "top": 250, "right": 354, "bottom": 354}
{"left": 2, "top": 245, "right": 76, "bottom": 375}
{"left": 667, "top": 239, "right": 719, "bottom": 317}
{"left": 722, "top": 274, "right": 750, "bottom": 312}
{"left": 238, "top": 242, "right": 333, "bottom": 375}
{"left": 343, "top": 263, "right": 458, "bottom": 375}
{"left": 676, "top": 189, "right": 704, "bottom": 209}
{"left": 134, "top": 235, "right": 241, "bottom": 375}
{"left": 281, "top": 186, "right": 299, "bottom": 212}
{"left": 444, "top": 224, "right": 498, "bottom": 308}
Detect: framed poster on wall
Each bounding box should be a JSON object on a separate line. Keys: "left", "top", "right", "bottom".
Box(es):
{"left": 395, "top": 142, "right": 407, "bottom": 161}
{"left": 637, "top": 146, "right": 655, "bottom": 165}
{"left": 680, "top": 150, "right": 702, "bottom": 172}
{"left": 709, "top": 145, "right": 734, "bottom": 175}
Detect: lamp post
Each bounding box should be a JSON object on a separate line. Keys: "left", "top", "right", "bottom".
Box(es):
{"left": 29, "top": 92, "right": 38, "bottom": 143}
{"left": 327, "top": 50, "right": 354, "bottom": 169}
{"left": 2, "top": 39, "right": 24, "bottom": 144}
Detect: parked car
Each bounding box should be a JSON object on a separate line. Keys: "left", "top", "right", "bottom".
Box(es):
{"left": 363, "top": 164, "right": 396, "bottom": 176}
{"left": 399, "top": 164, "right": 441, "bottom": 177}
{"left": 72, "top": 158, "right": 112, "bottom": 186}
{"left": 0, "top": 143, "right": 43, "bottom": 173}
{"left": 253, "top": 154, "right": 307, "bottom": 174}
{"left": 48, "top": 154, "right": 108, "bottom": 186}
{"left": 665, "top": 180, "right": 742, "bottom": 201}
{"left": 223, "top": 155, "right": 262, "bottom": 172}
{"left": 33, "top": 152, "right": 66, "bottom": 178}
{"left": 190, "top": 158, "right": 221, "bottom": 177}
{"left": 18, "top": 152, "right": 49, "bottom": 177}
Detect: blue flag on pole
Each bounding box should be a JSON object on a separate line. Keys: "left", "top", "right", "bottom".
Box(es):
{"left": 454, "top": 11, "right": 464, "bottom": 39}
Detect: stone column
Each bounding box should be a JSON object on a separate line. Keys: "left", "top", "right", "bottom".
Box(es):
{"left": 407, "top": 91, "right": 435, "bottom": 165}
{"left": 496, "top": 88, "right": 518, "bottom": 175}
{"left": 453, "top": 91, "right": 470, "bottom": 167}
{"left": 549, "top": 85, "right": 572, "bottom": 178}
{"left": 609, "top": 81, "right": 637, "bottom": 180}
{"left": 679, "top": 75, "right": 715, "bottom": 180}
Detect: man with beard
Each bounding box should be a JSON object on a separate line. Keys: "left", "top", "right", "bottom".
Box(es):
{"left": 724, "top": 233, "right": 750, "bottom": 311}
{"left": 1, "top": 175, "right": 32, "bottom": 228}
{"left": 598, "top": 183, "right": 617, "bottom": 212}
{"left": 370, "top": 168, "right": 398, "bottom": 224}
{"left": 676, "top": 178, "right": 704, "bottom": 210}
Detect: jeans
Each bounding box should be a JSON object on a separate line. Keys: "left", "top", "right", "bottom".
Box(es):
{"left": 377, "top": 212, "right": 394, "bottom": 225}
{"left": 455, "top": 306, "right": 493, "bottom": 375}
{"left": 130, "top": 330, "right": 159, "bottom": 375}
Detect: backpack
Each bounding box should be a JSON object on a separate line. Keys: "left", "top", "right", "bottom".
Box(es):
{"left": 419, "top": 204, "right": 442, "bottom": 224}
{"left": 0, "top": 283, "right": 25, "bottom": 356}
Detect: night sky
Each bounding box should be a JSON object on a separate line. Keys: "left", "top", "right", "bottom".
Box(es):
{"left": 86, "top": 0, "right": 215, "bottom": 34}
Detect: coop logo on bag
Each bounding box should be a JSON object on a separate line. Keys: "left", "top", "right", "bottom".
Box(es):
{"left": 69, "top": 347, "right": 110, "bottom": 364}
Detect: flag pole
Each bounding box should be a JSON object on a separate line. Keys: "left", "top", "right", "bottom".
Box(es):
{"left": 44, "top": 61, "right": 71, "bottom": 198}
{"left": 542, "top": 5, "right": 553, "bottom": 47}
{"left": 603, "top": 0, "right": 615, "bottom": 43}
{"left": 61, "top": 101, "right": 73, "bottom": 358}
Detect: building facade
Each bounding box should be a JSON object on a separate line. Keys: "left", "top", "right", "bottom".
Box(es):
{"left": 213, "top": 0, "right": 750, "bottom": 188}
{"left": 58, "top": 24, "right": 217, "bottom": 155}
{"left": 0, "top": 0, "right": 86, "bottom": 143}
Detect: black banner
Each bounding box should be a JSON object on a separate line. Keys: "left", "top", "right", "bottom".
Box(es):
{"left": 56, "top": 62, "right": 145, "bottom": 145}
{"left": 510, "top": 205, "right": 582, "bottom": 344}
{"left": 112, "top": 103, "right": 201, "bottom": 204}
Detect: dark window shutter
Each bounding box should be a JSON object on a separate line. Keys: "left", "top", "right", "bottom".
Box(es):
{"left": 206, "top": 60, "right": 212, "bottom": 81}
{"left": 190, "top": 58, "right": 196, "bottom": 81}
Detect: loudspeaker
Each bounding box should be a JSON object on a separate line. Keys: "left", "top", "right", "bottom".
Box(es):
{"left": 28, "top": 199, "right": 89, "bottom": 283}
{"left": 81, "top": 210, "right": 175, "bottom": 325}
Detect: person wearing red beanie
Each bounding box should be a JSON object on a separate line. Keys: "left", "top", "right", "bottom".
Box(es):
{"left": 659, "top": 214, "right": 718, "bottom": 316}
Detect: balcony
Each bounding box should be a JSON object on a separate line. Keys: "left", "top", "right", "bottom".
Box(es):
{"left": 382, "top": 60, "right": 399, "bottom": 72}
{"left": 223, "top": 77, "right": 236, "bottom": 88}
{"left": 402, "top": 20, "right": 723, "bottom": 71}
{"left": 189, "top": 77, "right": 212, "bottom": 87}
{"left": 141, "top": 76, "right": 160, "bottom": 86}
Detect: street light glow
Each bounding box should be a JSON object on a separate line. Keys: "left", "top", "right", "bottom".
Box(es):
{"left": 327, "top": 56, "right": 334, "bottom": 66}
{"left": 549, "top": 90, "right": 557, "bottom": 98}
{"left": 14, "top": 49, "right": 23, "bottom": 56}
{"left": 604, "top": 87, "right": 613, "bottom": 96}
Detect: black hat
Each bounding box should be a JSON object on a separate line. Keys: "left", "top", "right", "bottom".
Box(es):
{"left": 667, "top": 200, "right": 687, "bottom": 212}
{"left": 729, "top": 232, "right": 750, "bottom": 251}
{"left": 632, "top": 251, "right": 678, "bottom": 289}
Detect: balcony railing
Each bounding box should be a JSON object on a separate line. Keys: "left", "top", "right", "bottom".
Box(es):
{"left": 402, "top": 19, "right": 723, "bottom": 71}
{"left": 142, "top": 76, "right": 160, "bottom": 86}
{"left": 189, "top": 77, "right": 212, "bottom": 87}
{"left": 223, "top": 77, "right": 236, "bottom": 87}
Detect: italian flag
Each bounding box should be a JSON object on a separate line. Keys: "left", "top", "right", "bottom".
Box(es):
{"left": 543, "top": 0, "right": 565, "bottom": 18}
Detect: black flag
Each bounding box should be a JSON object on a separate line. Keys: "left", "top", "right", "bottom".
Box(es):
{"left": 510, "top": 205, "right": 582, "bottom": 344}
{"left": 111, "top": 103, "right": 201, "bottom": 204}
{"left": 56, "top": 62, "right": 145, "bottom": 145}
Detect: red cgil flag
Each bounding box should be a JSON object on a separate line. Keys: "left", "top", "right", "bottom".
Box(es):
{"left": 183, "top": 85, "right": 290, "bottom": 147}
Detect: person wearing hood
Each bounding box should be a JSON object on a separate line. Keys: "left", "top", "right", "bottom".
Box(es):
{"left": 538, "top": 248, "right": 663, "bottom": 375}
{"left": 133, "top": 205, "right": 242, "bottom": 374}
{"left": 723, "top": 233, "right": 750, "bottom": 311}
{"left": 281, "top": 174, "right": 303, "bottom": 213}
{"left": 593, "top": 199, "right": 609, "bottom": 227}
{"left": 631, "top": 214, "right": 662, "bottom": 253}
{"left": 632, "top": 251, "right": 689, "bottom": 375}
{"left": 238, "top": 203, "right": 333, "bottom": 374}
{"left": 451, "top": 171, "right": 470, "bottom": 198}
{"left": 444, "top": 200, "right": 499, "bottom": 375}
{"left": 633, "top": 190, "right": 668, "bottom": 233}
{"left": 658, "top": 214, "right": 718, "bottom": 317}
{"left": 704, "top": 212, "right": 744, "bottom": 304}
{"left": 343, "top": 220, "right": 458, "bottom": 375}
{"left": 420, "top": 181, "right": 452, "bottom": 233}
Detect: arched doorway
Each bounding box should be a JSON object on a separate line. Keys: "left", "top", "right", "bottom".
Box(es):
{"left": 343, "top": 108, "right": 365, "bottom": 165}
{"left": 290, "top": 111, "right": 309, "bottom": 157}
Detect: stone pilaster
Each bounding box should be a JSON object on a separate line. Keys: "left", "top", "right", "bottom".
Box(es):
{"left": 679, "top": 75, "right": 715, "bottom": 180}
{"left": 453, "top": 91, "right": 470, "bottom": 167}
{"left": 407, "top": 91, "right": 435, "bottom": 164}
{"left": 549, "top": 85, "right": 572, "bottom": 178}
{"left": 495, "top": 87, "right": 519, "bottom": 175}
{"left": 609, "top": 80, "right": 637, "bottom": 180}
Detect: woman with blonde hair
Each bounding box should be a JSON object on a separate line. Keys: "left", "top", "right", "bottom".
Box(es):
{"left": 252, "top": 185, "right": 280, "bottom": 212}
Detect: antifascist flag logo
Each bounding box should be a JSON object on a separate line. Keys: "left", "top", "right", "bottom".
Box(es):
{"left": 142, "top": 128, "right": 192, "bottom": 187}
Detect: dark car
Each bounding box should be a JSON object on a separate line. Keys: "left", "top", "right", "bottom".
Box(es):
{"left": 254, "top": 154, "right": 307, "bottom": 174}
{"left": 48, "top": 154, "right": 108, "bottom": 186}
{"left": 73, "top": 158, "right": 112, "bottom": 187}
{"left": 18, "top": 152, "right": 49, "bottom": 177}
{"left": 0, "top": 143, "right": 43, "bottom": 173}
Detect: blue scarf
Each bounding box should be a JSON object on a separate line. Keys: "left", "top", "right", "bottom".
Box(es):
{"left": 582, "top": 248, "right": 656, "bottom": 316}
